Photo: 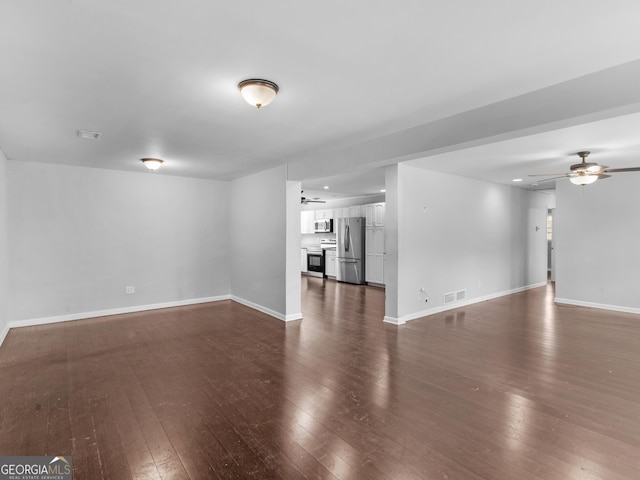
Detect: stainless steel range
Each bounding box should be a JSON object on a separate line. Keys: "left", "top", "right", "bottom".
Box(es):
{"left": 306, "top": 246, "right": 324, "bottom": 277}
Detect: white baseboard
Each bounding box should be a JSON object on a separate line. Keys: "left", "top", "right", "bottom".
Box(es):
{"left": 383, "top": 316, "right": 406, "bottom": 325}
{"left": 386, "top": 282, "right": 547, "bottom": 325}
{"left": 7, "top": 295, "right": 231, "bottom": 330}
{"left": 0, "top": 322, "right": 9, "bottom": 348}
{"left": 0, "top": 293, "right": 303, "bottom": 348}
{"left": 554, "top": 297, "right": 640, "bottom": 315}
{"left": 230, "top": 295, "right": 302, "bottom": 322}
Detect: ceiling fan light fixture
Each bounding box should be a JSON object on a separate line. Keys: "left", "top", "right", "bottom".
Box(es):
{"left": 569, "top": 173, "right": 598, "bottom": 185}
{"left": 238, "top": 79, "right": 279, "bottom": 108}
{"left": 141, "top": 158, "right": 164, "bottom": 171}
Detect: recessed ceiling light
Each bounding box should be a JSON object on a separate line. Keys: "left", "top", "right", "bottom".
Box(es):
{"left": 512, "top": 178, "right": 523, "bottom": 182}
{"left": 77, "top": 129, "right": 102, "bottom": 140}
{"left": 323, "top": 186, "right": 329, "bottom": 189}
{"left": 380, "top": 189, "right": 386, "bottom": 192}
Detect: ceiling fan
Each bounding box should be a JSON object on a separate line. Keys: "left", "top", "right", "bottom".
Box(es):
{"left": 301, "top": 191, "right": 326, "bottom": 205}
{"left": 529, "top": 151, "right": 640, "bottom": 185}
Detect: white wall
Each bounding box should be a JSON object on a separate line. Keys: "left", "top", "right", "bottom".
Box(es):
{"left": 7, "top": 161, "right": 230, "bottom": 322}
{"left": 555, "top": 176, "right": 640, "bottom": 312}
{"left": 385, "top": 164, "right": 549, "bottom": 324}
{"left": 383, "top": 164, "right": 400, "bottom": 322}
{"left": 0, "top": 151, "right": 9, "bottom": 341}
{"left": 285, "top": 180, "right": 302, "bottom": 320}
{"left": 230, "top": 165, "right": 300, "bottom": 320}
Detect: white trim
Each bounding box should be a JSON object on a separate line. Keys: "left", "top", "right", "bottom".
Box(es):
{"left": 0, "top": 323, "right": 9, "bottom": 347}
{"left": 7, "top": 295, "right": 231, "bottom": 330}
{"left": 390, "top": 282, "right": 547, "bottom": 325}
{"left": 554, "top": 298, "right": 640, "bottom": 316}
{"left": 383, "top": 315, "right": 406, "bottom": 325}
{"left": 230, "top": 295, "right": 300, "bottom": 322}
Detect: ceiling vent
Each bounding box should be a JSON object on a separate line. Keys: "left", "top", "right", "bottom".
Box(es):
{"left": 77, "top": 129, "right": 102, "bottom": 140}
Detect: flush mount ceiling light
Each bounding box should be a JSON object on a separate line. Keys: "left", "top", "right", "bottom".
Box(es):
{"left": 141, "top": 158, "right": 164, "bottom": 171}
{"left": 238, "top": 79, "right": 279, "bottom": 108}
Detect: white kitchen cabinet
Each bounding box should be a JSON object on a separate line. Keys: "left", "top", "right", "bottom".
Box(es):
{"left": 364, "top": 204, "right": 374, "bottom": 226}
{"left": 301, "top": 248, "right": 308, "bottom": 272}
{"left": 301, "top": 211, "right": 315, "bottom": 234}
{"left": 349, "top": 205, "right": 363, "bottom": 217}
{"left": 374, "top": 203, "right": 385, "bottom": 226}
{"left": 315, "top": 209, "right": 332, "bottom": 220}
{"left": 325, "top": 249, "right": 337, "bottom": 277}
{"left": 334, "top": 207, "right": 349, "bottom": 219}
{"left": 365, "top": 225, "right": 384, "bottom": 284}
{"left": 364, "top": 202, "right": 385, "bottom": 227}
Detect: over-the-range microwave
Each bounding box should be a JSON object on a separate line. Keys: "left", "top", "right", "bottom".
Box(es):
{"left": 314, "top": 218, "right": 333, "bottom": 233}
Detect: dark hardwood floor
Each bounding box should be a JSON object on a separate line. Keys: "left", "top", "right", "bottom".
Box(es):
{"left": 1, "top": 277, "right": 640, "bottom": 479}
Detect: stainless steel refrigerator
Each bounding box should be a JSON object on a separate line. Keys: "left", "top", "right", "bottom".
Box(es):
{"left": 336, "top": 217, "right": 365, "bottom": 284}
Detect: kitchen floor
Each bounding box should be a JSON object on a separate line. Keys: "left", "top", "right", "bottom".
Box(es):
{"left": 1, "top": 279, "right": 639, "bottom": 479}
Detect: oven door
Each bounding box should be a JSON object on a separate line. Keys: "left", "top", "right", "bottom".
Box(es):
{"left": 307, "top": 252, "right": 324, "bottom": 273}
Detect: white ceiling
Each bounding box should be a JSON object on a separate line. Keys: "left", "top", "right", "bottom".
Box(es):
{"left": 2, "top": 1, "right": 640, "bottom": 196}
{"left": 405, "top": 111, "right": 640, "bottom": 190}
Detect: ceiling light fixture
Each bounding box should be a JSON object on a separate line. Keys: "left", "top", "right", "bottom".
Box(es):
{"left": 238, "top": 79, "right": 279, "bottom": 108}
{"left": 569, "top": 173, "right": 598, "bottom": 185}
{"left": 141, "top": 158, "right": 164, "bottom": 171}
{"left": 323, "top": 186, "right": 329, "bottom": 189}
{"left": 512, "top": 178, "right": 523, "bottom": 182}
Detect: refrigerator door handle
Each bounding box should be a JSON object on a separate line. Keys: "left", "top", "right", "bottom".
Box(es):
{"left": 345, "top": 224, "right": 350, "bottom": 252}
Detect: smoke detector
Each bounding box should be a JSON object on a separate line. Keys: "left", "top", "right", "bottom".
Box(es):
{"left": 77, "top": 129, "right": 102, "bottom": 140}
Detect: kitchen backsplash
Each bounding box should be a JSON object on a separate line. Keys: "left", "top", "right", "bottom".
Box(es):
{"left": 301, "top": 232, "right": 336, "bottom": 248}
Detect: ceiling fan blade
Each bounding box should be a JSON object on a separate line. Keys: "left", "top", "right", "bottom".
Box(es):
{"left": 597, "top": 174, "right": 611, "bottom": 180}
{"left": 535, "top": 175, "right": 569, "bottom": 183}
{"left": 602, "top": 167, "right": 640, "bottom": 173}
{"left": 528, "top": 173, "right": 567, "bottom": 177}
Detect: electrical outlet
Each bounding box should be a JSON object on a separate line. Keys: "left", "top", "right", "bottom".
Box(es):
{"left": 418, "top": 287, "right": 428, "bottom": 302}
{"left": 125, "top": 286, "right": 135, "bottom": 294}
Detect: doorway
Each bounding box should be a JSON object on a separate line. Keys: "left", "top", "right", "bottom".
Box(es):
{"left": 547, "top": 208, "right": 555, "bottom": 282}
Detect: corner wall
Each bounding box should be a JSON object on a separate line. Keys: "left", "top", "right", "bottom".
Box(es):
{"left": 0, "top": 151, "right": 9, "bottom": 343}
{"left": 7, "top": 161, "right": 230, "bottom": 323}
{"left": 386, "top": 164, "right": 549, "bottom": 324}
{"left": 555, "top": 175, "right": 640, "bottom": 313}
{"left": 230, "top": 165, "right": 301, "bottom": 320}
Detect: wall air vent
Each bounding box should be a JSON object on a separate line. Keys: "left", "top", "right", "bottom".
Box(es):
{"left": 77, "top": 129, "right": 102, "bottom": 140}
{"left": 444, "top": 289, "right": 467, "bottom": 305}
